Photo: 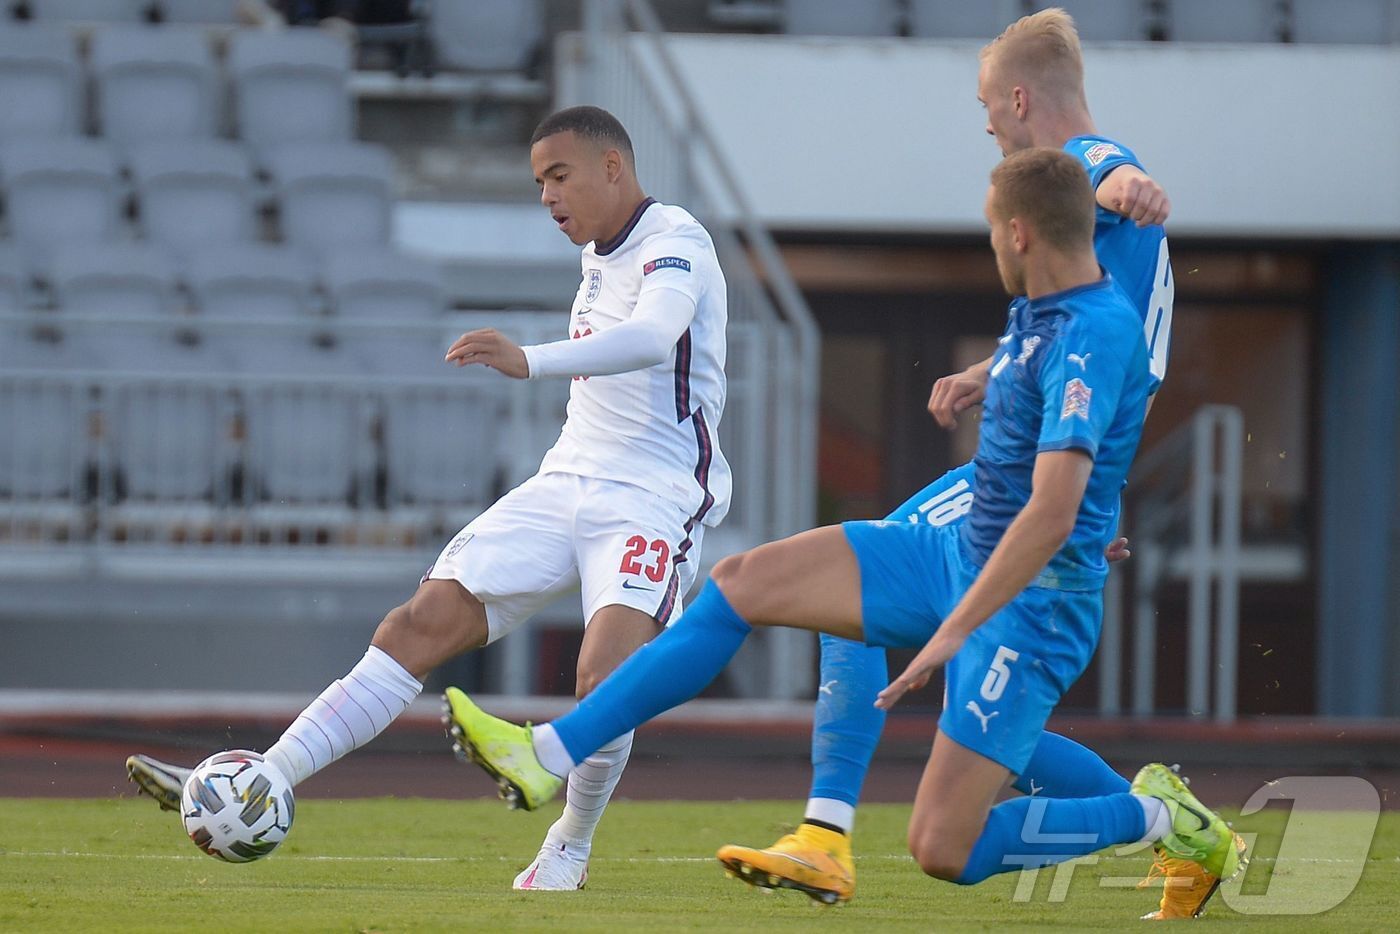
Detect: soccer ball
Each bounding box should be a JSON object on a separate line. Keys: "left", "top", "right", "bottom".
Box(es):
{"left": 180, "top": 750, "right": 295, "bottom": 863}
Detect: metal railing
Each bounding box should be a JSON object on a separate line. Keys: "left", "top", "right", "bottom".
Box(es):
{"left": 0, "top": 312, "right": 768, "bottom": 564}
{"left": 1098, "top": 405, "right": 1245, "bottom": 721}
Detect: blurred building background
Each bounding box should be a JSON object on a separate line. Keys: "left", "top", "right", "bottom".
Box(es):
{"left": 1, "top": 0, "right": 1397, "bottom": 728}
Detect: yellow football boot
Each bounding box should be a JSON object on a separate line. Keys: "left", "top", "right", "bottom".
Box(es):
{"left": 716, "top": 822, "right": 855, "bottom": 905}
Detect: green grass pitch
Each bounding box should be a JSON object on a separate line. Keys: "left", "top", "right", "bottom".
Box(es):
{"left": 2, "top": 799, "right": 1395, "bottom": 931}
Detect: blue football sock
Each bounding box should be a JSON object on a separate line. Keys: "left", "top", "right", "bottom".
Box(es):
{"left": 808, "top": 633, "right": 887, "bottom": 809}
{"left": 1011, "top": 731, "right": 1131, "bottom": 798}
{"left": 551, "top": 580, "right": 751, "bottom": 765}
{"left": 956, "top": 792, "right": 1145, "bottom": 885}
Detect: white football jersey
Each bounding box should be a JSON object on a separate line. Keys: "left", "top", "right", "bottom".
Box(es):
{"left": 536, "top": 200, "right": 731, "bottom": 527}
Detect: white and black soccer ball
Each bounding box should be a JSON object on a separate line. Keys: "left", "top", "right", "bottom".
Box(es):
{"left": 180, "top": 750, "right": 295, "bottom": 863}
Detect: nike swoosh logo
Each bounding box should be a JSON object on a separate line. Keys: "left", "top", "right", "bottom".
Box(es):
{"left": 1177, "top": 799, "right": 1214, "bottom": 833}
{"left": 620, "top": 580, "right": 655, "bottom": 591}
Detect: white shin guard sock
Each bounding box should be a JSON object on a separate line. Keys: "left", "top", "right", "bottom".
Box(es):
{"left": 263, "top": 646, "right": 422, "bottom": 787}
{"left": 1135, "top": 794, "right": 1172, "bottom": 843}
{"left": 803, "top": 798, "right": 856, "bottom": 834}
{"left": 552, "top": 730, "right": 635, "bottom": 848}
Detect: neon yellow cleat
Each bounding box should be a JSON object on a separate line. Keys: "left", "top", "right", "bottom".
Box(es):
{"left": 441, "top": 687, "right": 563, "bottom": 811}
{"left": 716, "top": 822, "right": 855, "bottom": 905}
{"left": 126, "top": 754, "right": 192, "bottom": 813}
{"left": 1137, "top": 832, "right": 1249, "bottom": 920}
{"left": 1131, "top": 763, "right": 1248, "bottom": 883}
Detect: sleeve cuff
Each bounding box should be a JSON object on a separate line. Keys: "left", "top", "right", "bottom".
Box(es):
{"left": 1038, "top": 437, "right": 1097, "bottom": 459}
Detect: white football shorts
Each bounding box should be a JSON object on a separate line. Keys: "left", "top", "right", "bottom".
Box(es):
{"left": 422, "top": 471, "right": 706, "bottom": 644}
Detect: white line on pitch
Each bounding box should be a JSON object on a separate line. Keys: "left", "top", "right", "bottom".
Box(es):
{"left": 4, "top": 852, "right": 1396, "bottom": 865}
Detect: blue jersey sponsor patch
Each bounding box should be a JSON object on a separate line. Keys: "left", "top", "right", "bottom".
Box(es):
{"left": 643, "top": 256, "right": 690, "bottom": 275}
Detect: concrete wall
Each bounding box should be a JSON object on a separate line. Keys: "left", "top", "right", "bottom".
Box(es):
{"left": 660, "top": 34, "right": 1400, "bottom": 237}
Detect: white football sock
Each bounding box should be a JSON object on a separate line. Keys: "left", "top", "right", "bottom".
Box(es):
{"left": 530, "top": 723, "right": 576, "bottom": 779}
{"left": 804, "top": 797, "right": 856, "bottom": 833}
{"left": 262, "top": 646, "right": 422, "bottom": 787}
{"left": 1135, "top": 794, "right": 1172, "bottom": 843}
{"left": 552, "top": 730, "right": 634, "bottom": 847}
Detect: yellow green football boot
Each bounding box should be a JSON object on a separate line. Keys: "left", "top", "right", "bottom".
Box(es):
{"left": 1131, "top": 763, "right": 1248, "bottom": 884}
{"left": 441, "top": 687, "right": 563, "bottom": 811}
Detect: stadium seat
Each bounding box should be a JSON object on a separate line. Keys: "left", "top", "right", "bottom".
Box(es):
{"left": 45, "top": 242, "right": 179, "bottom": 316}
{"left": 783, "top": 0, "right": 900, "bottom": 36}
{"left": 1030, "top": 1, "right": 1150, "bottom": 41}
{"left": 0, "top": 243, "right": 29, "bottom": 311}
{"left": 184, "top": 243, "right": 317, "bottom": 319}
{"left": 265, "top": 141, "right": 395, "bottom": 250}
{"left": 128, "top": 140, "right": 257, "bottom": 249}
{"left": 0, "top": 327, "right": 85, "bottom": 504}
{"left": 0, "top": 26, "right": 81, "bottom": 139}
{"left": 321, "top": 248, "right": 445, "bottom": 320}
{"left": 156, "top": 0, "right": 241, "bottom": 24}
{"left": 91, "top": 27, "right": 218, "bottom": 144}
{"left": 1291, "top": 0, "right": 1397, "bottom": 44}
{"left": 339, "top": 332, "right": 502, "bottom": 511}
{"left": 228, "top": 28, "right": 353, "bottom": 148}
{"left": 25, "top": 0, "right": 148, "bottom": 22}
{"left": 907, "top": 0, "right": 1012, "bottom": 39}
{"left": 429, "top": 0, "right": 543, "bottom": 72}
{"left": 100, "top": 330, "right": 232, "bottom": 502}
{"left": 0, "top": 138, "right": 121, "bottom": 252}
{"left": 1167, "top": 0, "right": 1283, "bottom": 42}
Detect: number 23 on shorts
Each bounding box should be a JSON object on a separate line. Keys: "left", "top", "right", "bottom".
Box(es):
{"left": 619, "top": 534, "right": 670, "bottom": 583}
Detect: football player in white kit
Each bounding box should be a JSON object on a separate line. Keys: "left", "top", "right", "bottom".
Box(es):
{"left": 126, "top": 105, "right": 731, "bottom": 891}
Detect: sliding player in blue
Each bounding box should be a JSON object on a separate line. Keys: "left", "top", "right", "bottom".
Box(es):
{"left": 442, "top": 147, "right": 1246, "bottom": 911}
{"left": 715, "top": 8, "right": 1242, "bottom": 921}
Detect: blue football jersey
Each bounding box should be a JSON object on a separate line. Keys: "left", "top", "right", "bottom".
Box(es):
{"left": 1065, "top": 135, "right": 1173, "bottom": 394}
{"left": 961, "top": 276, "right": 1151, "bottom": 591}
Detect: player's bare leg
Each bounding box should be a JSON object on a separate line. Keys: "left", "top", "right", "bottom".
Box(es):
{"left": 514, "top": 605, "right": 662, "bottom": 891}
{"left": 130, "top": 580, "right": 489, "bottom": 808}
{"left": 445, "top": 525, "right": 870, "bottom": 818}
{"left": 371, "top": 580, "right": 490, "bottom": 681}
{"left": 906, "top": 731, "right": 1010, "bottom": 880}
{"left": 710, "top": 526, "right": 864, "bottom": 638}
{"left": 253, "top": 579, "right": 488, "bottom": 787}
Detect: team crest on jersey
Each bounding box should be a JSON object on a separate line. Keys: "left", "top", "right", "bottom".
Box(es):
{"left": 1061, "top": 378, "right": 1092, "bottom": 421}
{"left": 1015, "top": 335, "right": 1041, "bottom": 365}
{"left": 444, "top": 531, "right": 474, "bottom": 558}
{"left": 643, "top": 256, "right": 691, "bottom": 275}
{"left": 584, "top": 268, "right": 602, "bottom": 302}
{"left": 1084, "top": 142, "right": 1122, "bottom": 166}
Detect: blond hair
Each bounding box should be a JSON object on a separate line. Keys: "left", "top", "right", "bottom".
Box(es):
{"left": 990, "top": 148, "right": 1094, "bottom": 253}
{"left": 980, "top": 7, "right": 1086, "bottom": 107}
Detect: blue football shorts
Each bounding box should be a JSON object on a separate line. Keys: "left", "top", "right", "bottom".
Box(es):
{"left": 842, "top": 518, "right": 1102, "bottom": 774}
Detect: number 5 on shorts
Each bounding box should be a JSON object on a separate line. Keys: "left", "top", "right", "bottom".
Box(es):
{"left": 980, "top": 645, "right": 1020, "bottom": 702}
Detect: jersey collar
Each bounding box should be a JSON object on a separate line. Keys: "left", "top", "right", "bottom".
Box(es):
{"left": 1024, "top": 270, "right": 1114, "bottom": 314}
{"left": 593, "top": 197, "right": 657, "bottom": 257}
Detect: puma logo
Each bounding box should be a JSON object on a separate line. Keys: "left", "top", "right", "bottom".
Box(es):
{"left": 818, "top": 680, "right": 838, "bottom": 696}
{"left": 1068, "top": 352, "right": 1092, "bottom": 370}
{"left": 1028, "top": 779, "right": 1043, "bottom": 796}
{"left": 965, "top": 700, "right": 999, "bottom": 734}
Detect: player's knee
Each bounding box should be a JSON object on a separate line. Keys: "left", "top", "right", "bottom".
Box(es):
{"left": 908, "top": 826, "right": 974, "bottom": 883}
{"left": 574, "top": 666, "right": 605, "bottom": 699}
{"left": 709, "top": 549, "right": 767, "bottom": 619}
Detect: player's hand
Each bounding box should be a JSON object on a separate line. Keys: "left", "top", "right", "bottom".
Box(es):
{"left": 1108, "top": 174, "right": 1170, "bottom": 228}
{"left": 875, "top": 628, "right": 966, "bottom": 710}
{"left": 445, "top": 328, "right": 529, "bottom": 379}
{"left": 928, "top": 367, "right": 989, "bottom": 430}
{"left": 1105, "top": 536, "right": 1131, "bottom": 563}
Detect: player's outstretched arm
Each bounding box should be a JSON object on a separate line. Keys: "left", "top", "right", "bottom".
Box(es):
{"left": 876, "top": 450, "right": 1092, "bottom": 709}
{"left": 928, "top": 357, "right": 993, "bottom": 429}
{"left": 1096, "top": 164, "right": 1170, "bottom": 228}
